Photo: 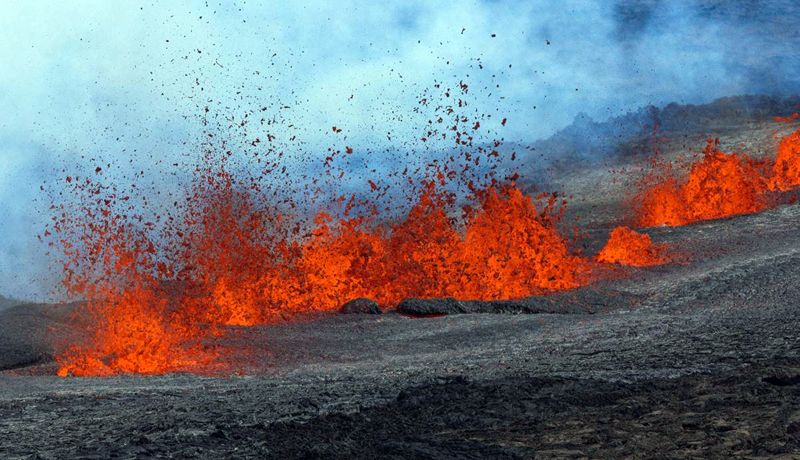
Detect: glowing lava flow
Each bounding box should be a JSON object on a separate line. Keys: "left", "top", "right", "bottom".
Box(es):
{"left": 596, "top": 226, "right": 667, "bottom": 267}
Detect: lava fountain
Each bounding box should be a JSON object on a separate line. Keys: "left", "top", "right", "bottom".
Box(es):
{"left": 771, "top": 121, "right": 800, "bottom": 190}
{"left": 48, "top": 80, "right": 597, "bottom": 376}
{"left": 53, "top": 170, "right": 590, "bottom": 376}
{"left": 635, "top": 139, "right": 770, "bottom": 227}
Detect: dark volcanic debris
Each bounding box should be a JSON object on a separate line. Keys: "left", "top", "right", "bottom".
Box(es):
{"left": 339, "top": 298, "right": 382, "bottom": 315}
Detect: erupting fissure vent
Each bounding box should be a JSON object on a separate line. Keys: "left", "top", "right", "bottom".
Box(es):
{"left": 48, "top": 80, "right": 603, "bottom": 376}
{"left": 772, "top": 127, "right": 800, "bottom": 190}
{"left": 48, "top": 88, "right": 797, "bottom": 378}
{"left": 53, "top": 173, "right": 590, "bottom": 376}
{"left": 634, "top": 116, "right": 800, "bottom": 227}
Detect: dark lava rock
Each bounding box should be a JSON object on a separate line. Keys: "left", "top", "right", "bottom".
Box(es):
{"left": 397, "top": 298, "right": 465, "bottom": 316}
{"left": 396, "top": 287, "right": 640, "bottom": 316}
{"left": 762, "top": 368, "right": 800, "bottom": 386}
{"left": 339, "top": 298, "right": 382, "bottom": 315}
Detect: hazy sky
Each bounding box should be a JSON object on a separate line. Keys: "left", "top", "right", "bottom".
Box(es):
{"left": 1, "top": 0, "right": 799, "bottom": 299}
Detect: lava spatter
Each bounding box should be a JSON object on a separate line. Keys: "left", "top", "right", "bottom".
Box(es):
{"left": 48, "top": 80, "right": 591, "bottom": 376}
{"left": 596, "top": 226, "right": 667, "bottom": 267}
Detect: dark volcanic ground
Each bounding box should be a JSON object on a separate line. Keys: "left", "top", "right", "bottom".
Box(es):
{"left": 3, "top": 115, "right": 800, "bottom": 458}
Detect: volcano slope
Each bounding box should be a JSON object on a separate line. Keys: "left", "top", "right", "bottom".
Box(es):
{"left": 3, "top": 117, "right": 800, "bottom": 458}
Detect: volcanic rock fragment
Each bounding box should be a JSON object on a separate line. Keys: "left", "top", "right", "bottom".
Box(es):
{"left": 762, "top": 368, "right": 800, "bottom": 386}
{"left": 396, "top": 297, "right": 465, "bottom": 315}
{"left": 339, "top": 298, "right": 382, "bottom": 314}
{"left": 395, "top": 288, "right": 640, "bottom": 315}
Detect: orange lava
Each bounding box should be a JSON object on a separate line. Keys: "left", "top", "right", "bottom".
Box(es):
{"left": 635, "top": 139, "right": 770, "bottom": 227}
{"left": 52, "top": 83, "right": 796, "bottom": 377}
{"left": 774, "top": 113, "right": 800, "bottom": 123}
{"left": 771, "top": 127, "right": 800, "bottom": 191}
{"left": 50, "top": 79, "right": 597, "bottom": 376}
{"left": 52, "top": 167, "right": 589, "bottom": 376}
{"left": 596, "top": 226, "right": 667, "bottom": 267}
{"left": 53, "top": 204, "right": 221, "bottom": 376}
{"left": 56, "top": 283, "right": 218, "bottom": 377}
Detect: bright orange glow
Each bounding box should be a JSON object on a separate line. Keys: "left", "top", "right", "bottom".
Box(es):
{"left": 457, "top": 187, "right": 586, "bottom": 297}
{"left": 56, "top": 284, "right": 219, "bottom": 377}
{"left": 52, "top": 168, "right": 589, "bottom": 376}
{"left": 53, "top": 216, "right": 221, "bottom": 376}
{"left": 771, "top": 127, "right": 800, "bottom": 191}
{"left": 48, "top": 79, "right": 595, "bottom": 377}
{"left": 635, "top": 139, "right": 770, "bottom": 227}
{"left": 596, "top": 226, "right": 667, "bottom": 267}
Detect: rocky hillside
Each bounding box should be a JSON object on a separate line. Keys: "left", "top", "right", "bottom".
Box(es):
{"left": 517, "top": 94, "right": 800, "bottom": 175}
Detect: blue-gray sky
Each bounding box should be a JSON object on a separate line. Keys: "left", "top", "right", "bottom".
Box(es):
{"left": 1, "top": 0, "right": 799, "bottom": 300}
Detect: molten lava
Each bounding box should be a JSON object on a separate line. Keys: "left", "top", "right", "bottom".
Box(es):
{"left": 52, "top": 193, "right": 222, "bottom": 377}
{"left": 50, "top": 79, "right": 594, "bottom": 376}
{"left": 771, "top": 127, "right": 800, "bottom": 191}
{"left": 635, "top": 139, "right": 770, "bottom": 227}
{"left": 51, "top": 167, "right": 589, "bottom": 376}
{"left": 51, "top": 78, "right": 797, "bottom": 377}
{"left": 596, "top": 226, "right": 667, "bottom": 267}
